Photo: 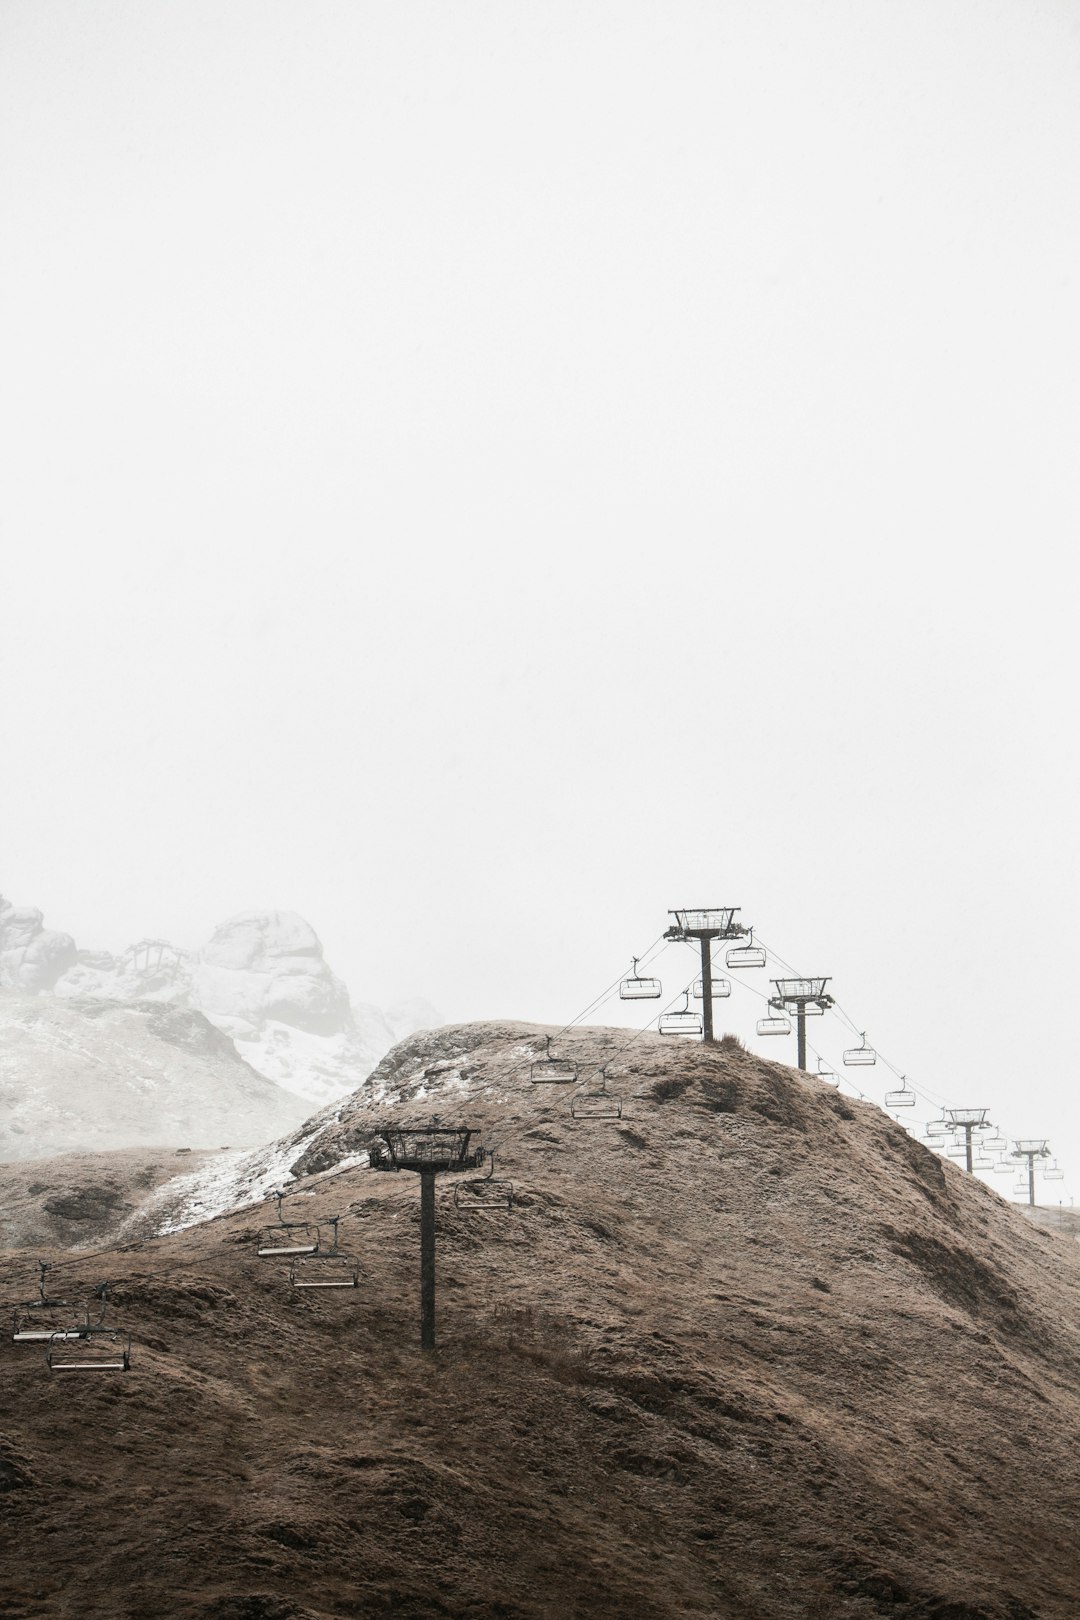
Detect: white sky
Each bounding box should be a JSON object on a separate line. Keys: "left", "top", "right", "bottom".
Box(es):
{"left": 2, "top": 2, "right": 1079, "bottom": 1200}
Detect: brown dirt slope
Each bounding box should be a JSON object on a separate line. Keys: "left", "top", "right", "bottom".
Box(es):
{"left": 2, "top": 1021, "right": 1079, "bottom": 1620}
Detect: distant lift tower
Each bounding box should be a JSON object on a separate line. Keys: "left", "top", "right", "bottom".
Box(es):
{"left": 664, "top": 909, "right": 748, "bottom": 1043}
{"left": 369, "top": 1121, "right": 485, "bottom": 1350}
{"left": 946, "top": 1108, "right": 989, "bottom": 1173}
{"left": 768, "top": 978, "right": 834, "bottom": 1071}
{"left": 1011, "top": 1138, "right": 1050, "bottom": 1207}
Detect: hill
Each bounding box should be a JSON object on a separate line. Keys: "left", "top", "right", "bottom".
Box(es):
{"left": 2, "top": 1021, "right": 1079, "bottom": 1620}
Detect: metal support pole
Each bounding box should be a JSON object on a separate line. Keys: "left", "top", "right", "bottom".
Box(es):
{"left": 964, "top": 1126, "right": 974, "bottom": 1174}
{"left": 1027, "top": 1155, "right": 1036, "bottom": 1207}
{"left": 420, "top": 1170, "right": 436, "bottom": 1350}
{"left": 700, "top": 938, "right": 714, "bottom": 1043}
{"left": 796, "top": 1008, "right": 807, "bottom": 1071}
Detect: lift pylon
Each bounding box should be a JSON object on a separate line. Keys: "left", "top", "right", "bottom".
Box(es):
{"left": 663, "top": 909, "right": 748, "bottom": 1042}
{"left": 1011, "top": 1138, "right": 1050, "bottom": 1206}
{"left": 946, "top": 1108, "right": 990, "bottom": 1174}
{"left": 368, "top": 1119, "right": 485, "bottom": 1350}
{"left": 767, "top": 977, "right": 833, "bottom": 1071}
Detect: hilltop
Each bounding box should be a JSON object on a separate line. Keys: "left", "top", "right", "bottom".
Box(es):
{"left": 2, "top": 1021, "right": 1079, "bottom": 1620}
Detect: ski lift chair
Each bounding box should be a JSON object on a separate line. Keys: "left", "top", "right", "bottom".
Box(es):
{"left": 453, "top": 1151, "right": 515, "bottom": 1211}
{"left": 290, "top": 1218, "right": 360, "bottom": 1289}
{"left": 815, "top": 1059, "right": 840, "bottom": 1088}
{"left": 693, "top": 976, "right": 732, "bottom": 999}
{"left": 528, "top": 1037, "right": 578, "bottom": 1084}
{"left": 619, "top": 959, "right": 662, "bottom": 1001}
{"left": 725, "top": 930, "right": 766, "bottom": 970}
{"left": 884, "top": 1077, "right": 916, "bottom": 1108}
{"left": 658, "top": 992, "right": 703, "bottom": 1037}
{"left": 11, "top": 1263, "right": 88, "bottom": 1344}
{"left": 925, "top": 1115, "right": 949, "bottom": 1137}
{"left": 569, "top": 1067, "right": 622, "bottom": 1121}
{"left": 843, "top": 1034, "right": 876, "bottom": 1066}
{"left": 257, "top": 1191, "right": 320, "bottom": 1258}
{"left": 982, "top": 1131, "right": 1007, "bottom": 1152}
{"left": 756, "top": 1013, "right": 791, "bottom": 1037}
{"left": 47, "top": 1328, "right": 131, "bottom": 1373}
{"left": 1043, "top": 1162, "right": 1065, "bottom": 1181}
{"left": 973, "top": 1153, "right": 995, "bottom": 1169}
{"left": 992, "top": 1160, "right": 1014, "bottom": 1176}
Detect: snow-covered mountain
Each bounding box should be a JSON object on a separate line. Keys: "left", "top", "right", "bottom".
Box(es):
{"left": 0, "top": 895, "right": 438, "bottom": 1107}
{"left": 0, "top": 995, "right": 309, "bottom": 1161}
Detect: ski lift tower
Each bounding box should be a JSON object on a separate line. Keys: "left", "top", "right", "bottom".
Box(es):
{"left": 768, "top": 978, "right": 834, "bottom": 1071}
{"left": 946, "top": 1108, "right": 990, "bottom": 1173}
{"left": 664, "top": 909, "right": 748, "bottom": 1043}
{"left": 369, "top": 1120, "right": 485, "bottom": 1350}
{"left": 1011, "top": 1138, "right": 1050, "bottom": 1207}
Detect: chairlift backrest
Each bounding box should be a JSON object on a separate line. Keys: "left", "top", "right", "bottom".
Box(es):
{"left": 290, "top": 1254, "right": 360, "bottom": 1288}
{"left": 756, "top": 1015, "right": 791, "bottom": 1037}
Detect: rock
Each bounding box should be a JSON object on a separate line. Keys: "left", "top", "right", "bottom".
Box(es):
{"left": 0, "top": 896, "right": 77, "bottom": 992}
{"left": 192, "top": 911, "right": 351, "bottom": 1039}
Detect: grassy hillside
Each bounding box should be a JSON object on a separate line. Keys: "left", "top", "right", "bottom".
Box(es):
{"left": 2, "top": 1023, "right": 1079, "bottom": 1619}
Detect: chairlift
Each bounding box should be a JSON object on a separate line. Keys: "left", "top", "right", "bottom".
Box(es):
{"left": 529, "top": 1036, "right": 578, "bottom": 1084}
{"left": 289, "top": 1218, "right": 360, "bottom": 1289}
{"left": 784, "top": 1000, "right": 824, "bottom": 1016}
{"left": 1042, "top": 1163, "right": 1065, "bottom": 1181}
{"left": 693, "top": 976, "right": 732, "bottom": 999}
{"left": 619, "top": 959, "right": 662, "bottom": 1001}
{"left": 982, "top": 1131, "right": 1007, "bottom": 1152}
{"left": 1012, "top": 1180, "right": 1030, "bottom": 1195}
{"left": 12, "top": 1262, "right": 85, "bottom": 1344}
{"left": 925, "top": 1115, "right": 949, "bottom": 1138}
{"left": 726, "top": 929, "right": 766, "bottom": 970}
{"left": 658, "top": 992, "right": 703, "bottom": 1038}
{"left": 453, "top": 1151, "right": 515, "bottom": 1210}
{"left": 992, "top": 1161, "right": 1014, "bottom": 1176}
{"left": 570, "top": 1067, "right": 623, "bottom": 1122}
{"left": 843, "top": 1034, "right": 876, "bottom": 1067}
{"left": 47, "top": 1329, "right": 131, "bottom": 1373}
{"left": 816, "top": 1059, "right": 840, "bottom": 1088}
{"left": 973, "top": 1154, "right": 995, "bottom": 1169}
{"left": 257, "top": 1191, "right": 320, "bottom": 1258}
{"left": 756, "top": 1013, "right": 791, "bottom": 1037}
{"left": 884, "top": 1077, "right": 916, "bottom": 1108}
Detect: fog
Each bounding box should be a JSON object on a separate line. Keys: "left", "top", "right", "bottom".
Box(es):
{"left": 2, "top": 2, "right": 1077, "bottom": 1197}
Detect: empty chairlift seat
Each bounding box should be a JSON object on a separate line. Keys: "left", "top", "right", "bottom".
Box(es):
{"left": 658, "top": 993, "right": 703, "bottom": 1038}
{"left": 693, "top": 977, "right": 732, "bottom": 999}
{"left": 725, "top": 930, "right": 766, "bottom": 970}
{"left": 529, "top": 1037, "right": 578, "bottom": 1084}
{"left": 619, "top": 959, "right": 662, "bottom": 1001}
{"left": 290, "top": 1218, "right": 359, "bottom": 1289}
{"left": 884, "top": 1077, "right": 916, "bottom": 1108}
{"left": 843, "top": 1034, "right": 876, "bottom": 1067}
{"left": 47, "top": 1329, "right": 131, "bottom": 1373}
{"left": 257, "top": 1191, "right": 320, "bottom": 1258}
{"left": 756, "top": 1013, "right": 791, "bottom": 1037}
{"left": 815, "top": 1060, "right": 840, "bottom": 1088}
{"left": 570, "top": 1069, "right": 622, "bottom": 1121}
{"left": 454, "top": 1154, "right": 515, "bottom": 1210}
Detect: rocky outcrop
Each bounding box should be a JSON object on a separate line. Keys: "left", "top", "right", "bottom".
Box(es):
{"left": 0, "top": 897, "right": 77, "bottom": 993}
